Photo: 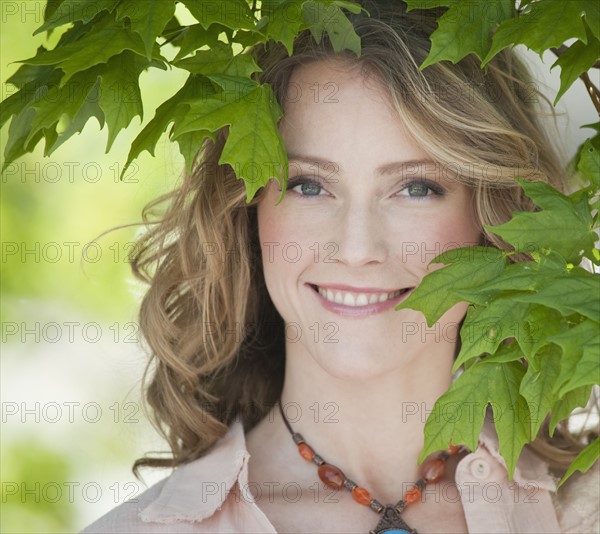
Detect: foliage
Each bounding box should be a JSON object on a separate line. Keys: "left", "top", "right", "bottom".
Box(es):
{"left": 399, "top": 0, "right": 600, "bottom": 482}
{"left": 1, "top": 0, "right": 599, "bottom": 486}
{"left": 397, "top": 163, "right": 599, "bottom": 478}
{"left": 0, "top": 0, "right": 364, "bottom": 202}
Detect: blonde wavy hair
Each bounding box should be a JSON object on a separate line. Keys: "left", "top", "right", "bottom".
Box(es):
{"left": 131, "top": 0, "right": 595, "bottom": 475}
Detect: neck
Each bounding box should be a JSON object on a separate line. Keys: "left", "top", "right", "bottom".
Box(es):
{"left": 271, "top": 337, "right": 457, "bottom": 504}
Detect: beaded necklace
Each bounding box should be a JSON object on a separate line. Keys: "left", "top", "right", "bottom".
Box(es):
{"left": 278, "top": 400, "right": 463, "bottom": 534}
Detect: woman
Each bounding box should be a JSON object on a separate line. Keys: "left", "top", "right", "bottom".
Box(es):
{"left": 82, "top": 1, "right": 598, "bottom": 532}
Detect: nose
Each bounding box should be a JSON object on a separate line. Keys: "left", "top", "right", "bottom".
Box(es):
{"left": 332, "top": 201, "right": 387, "bottom": 266}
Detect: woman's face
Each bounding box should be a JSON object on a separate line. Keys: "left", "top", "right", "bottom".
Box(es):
{"left": 257, "top": 59, "right": 482, "bottom": 380}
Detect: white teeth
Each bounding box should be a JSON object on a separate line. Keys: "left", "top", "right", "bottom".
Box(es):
{"left": 356, "top": 294, "right": 369, "bottom": 306}
{"left": 316, "top": 286, "right": 404, "bottom": 307}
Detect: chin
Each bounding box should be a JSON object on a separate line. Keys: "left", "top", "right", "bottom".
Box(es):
{"left": 308, "top": 347, "right": 405, "bottom": 383}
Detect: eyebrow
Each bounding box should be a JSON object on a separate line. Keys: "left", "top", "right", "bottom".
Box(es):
{"left": 377, "top": 159, "right": 438, "bottom": 176}
{"left": 287, "top": 154, "right": 438, "bottom": 176}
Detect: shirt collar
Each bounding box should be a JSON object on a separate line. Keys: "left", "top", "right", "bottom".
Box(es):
{"left": 140, "top": 422, "right": 250, "bottom": 523}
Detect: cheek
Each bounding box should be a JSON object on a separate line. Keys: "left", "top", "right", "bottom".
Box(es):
{"left": 258, "top": 209, "right": 303, "bottom": 259}
{"left": 431, "top": 214, "right": 481, "bottom": 249}
{"left": 425, "top": 194, "right": 482, "bottom": 247}
{"left": 257, "top": 200, "right": 313, "bottom": 294}
{"left": 391, "top": 207, "right": 481, "bottom": 273}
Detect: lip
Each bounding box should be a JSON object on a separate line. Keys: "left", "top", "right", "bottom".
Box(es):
{"left": 306, "top": 283, "right": 414, "bottom": 318}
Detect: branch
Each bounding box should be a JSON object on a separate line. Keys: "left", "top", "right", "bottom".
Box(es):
{"left": 581, "top": 72, "right": 600, "bottom": 116}
{"left": 551, "top": 46, "right": 600, "bottom": 116}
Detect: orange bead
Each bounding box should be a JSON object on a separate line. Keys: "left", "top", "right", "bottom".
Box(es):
{"left": 318, "top": 464, "right": 345, "bottom": 489}
{"left": 447, "top": 441, "right": 461, "bottom": 455}
{"left": 351, "top": 486, "right": 371, "bottom": 505}
{"left": 420, "top": 458, "right": 446, "bottom": 483}
{"left": 404, "top": 486, "right": 421, "bottom": 504}
{"left": 298, "top": 443, "right": 315, "bottom": 461}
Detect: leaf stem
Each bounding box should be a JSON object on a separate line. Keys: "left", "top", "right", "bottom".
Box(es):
{"left": 160, "top": 26, "right": 187, "bottom": 48}
{"left": 581, "top": 72, "right": 600, "bottom": 116}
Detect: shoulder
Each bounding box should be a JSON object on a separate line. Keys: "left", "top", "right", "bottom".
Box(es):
{"left": 552, "top": 460, "right": 600, "bottom": 534}
{"left": 79, "top": 422, "right": 259, "bottom": 533}
{"left": 80, "top": 477, "right": 169, "bottom": 533}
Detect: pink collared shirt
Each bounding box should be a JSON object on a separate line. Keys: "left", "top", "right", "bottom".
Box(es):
{"left": 81, "top": 419, "right": 599, "bottom": 533}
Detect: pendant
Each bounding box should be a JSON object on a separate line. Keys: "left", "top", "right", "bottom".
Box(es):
{"left": 369, "top": 505, "right": 418, "bottom": 534}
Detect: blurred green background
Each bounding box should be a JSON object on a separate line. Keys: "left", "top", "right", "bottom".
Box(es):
{"left": 1, "top": 3, "right": 597, "bottom": 533}
{"left": 1, "top": 4, "right": 187, "bottom": 532}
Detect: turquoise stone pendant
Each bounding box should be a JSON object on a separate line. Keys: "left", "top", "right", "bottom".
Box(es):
{"left": 370, "top": 506, "right": 418, "bottom": 534}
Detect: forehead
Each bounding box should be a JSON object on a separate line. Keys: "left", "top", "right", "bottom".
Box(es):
{"left": 278, "top": 59, "right": 430, "bottom": 169}
{"left": 282, "top": 58, "right": 389, "bottom": 110}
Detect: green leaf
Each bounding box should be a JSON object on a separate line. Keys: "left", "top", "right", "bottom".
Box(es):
{"left": 581, "top": 2, "right": 600, "bottom": 41}
{"left": 549, "top": 318, "right": 599, "bottom": 396}
{"left": 116, "top": 0, "right": 176, "bottom": 59}
{"left": 549, "top": 384, "right": 592, "bottom": 436}
{"left": 176, "top": 130, "right": 216, "bottom": 173}
{"left": 489, "top": 365, "right": 532, "bottom": 478}
{"left": 558, "top": 334, "right": 600, "bottom": 396}
{"left": 48, "top": 85, "right": 105, "bottom": 155}
{"left": 172, "top": 24, "right": 227, "bottom": 60}
{"left": 4, "top": 50, "right": 55, "bottom": 89}
{"left": 266, "top": 0, "right": 305, "bottom": 55}
{"left": 174, "top": 42, "right": 262, "bottom": 78}
{"left": 261, "top": 0, "right": 284, "bottom": 18}
{"left": 171, "top": 76, "right": 288, "bottom": 201}
{"left": 34, "top": 0, "right": 120, "bottom": 35}
{"left": 511, "top": 268, "right": 600, "bottom": 322}
{"left": 302, "top": 0, "right": 362, "bottom": 55}
{"left": 558, "top": 437, "right": 600, "bottom": 488}
{"left": 455, "top": 300, "right": 560, "bottom": 371}
{"left": 44, "top": 0, "right": 67, "bottom": 21}
{"left": 486, "top": 180, "right": 597, "bottom": 263}
{"left": 452, "top": 259, "right": 566, "bottom": 305}
{"left": 395, "top": 246, "right": 507, "bottom": 326}
{"left": 98, "top": 51, "right": 156, "bottom": 151}
{"left": 577, "top": 139, "right": 600, "bottom": 189}
{"left": 420, "top": 360, "right": 530, "bottom": 478}
{"left": 25, "top": 66, "right": 104, "bottom": 147}
{"left": 519, "top": 345, "right": 561, "bottom": 437}
{"left": 221, "top": 84, "right": 287, "bottom": 202}
{"left": 0, "top": 63, "right": 61, "bottom": 129}
{"left": 2, "top": 108, "right": 39, "bottom": 172}
{"left": 21, "top": 23, "right": 156, "bottom": 84}
{"left": 483, "top": 0, "right": 589, "bottom": 66}
{"left": 121, "top": 75, "right": 211, "bottom": 178}
{"left": 172, "top": 79, "right": 254, "bottom": 138}
{"left": 232, "top": 28, "right": 269, "bottom": 49}
{"left": 182, "top": 0, "right": 257, "bottom": 30}
{"left": 418, "top": 0, "right": 513, "bottom": 68}
{"left": 481, "top": 341, "right": 525, "bottom": 364}
{"left": 551, "top": 32, "right": 600, "bottom": 105}
{"left": 405, "top": 0, "right": 451, "bottom": 8}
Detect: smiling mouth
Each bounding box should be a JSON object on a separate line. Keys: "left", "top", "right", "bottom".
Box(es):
{"left": 308, "top": 284, "right": 411, "bottom": 307}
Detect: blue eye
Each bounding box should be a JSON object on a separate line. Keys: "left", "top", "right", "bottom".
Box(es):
{"left": 398, "top": 180, "right": 445, "bottom": 199}
{"left": 286, "top": 178, "right": 324, "bottom": 196}
{"left": 406, "top": 183, "right": 430, "bottom": 197}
